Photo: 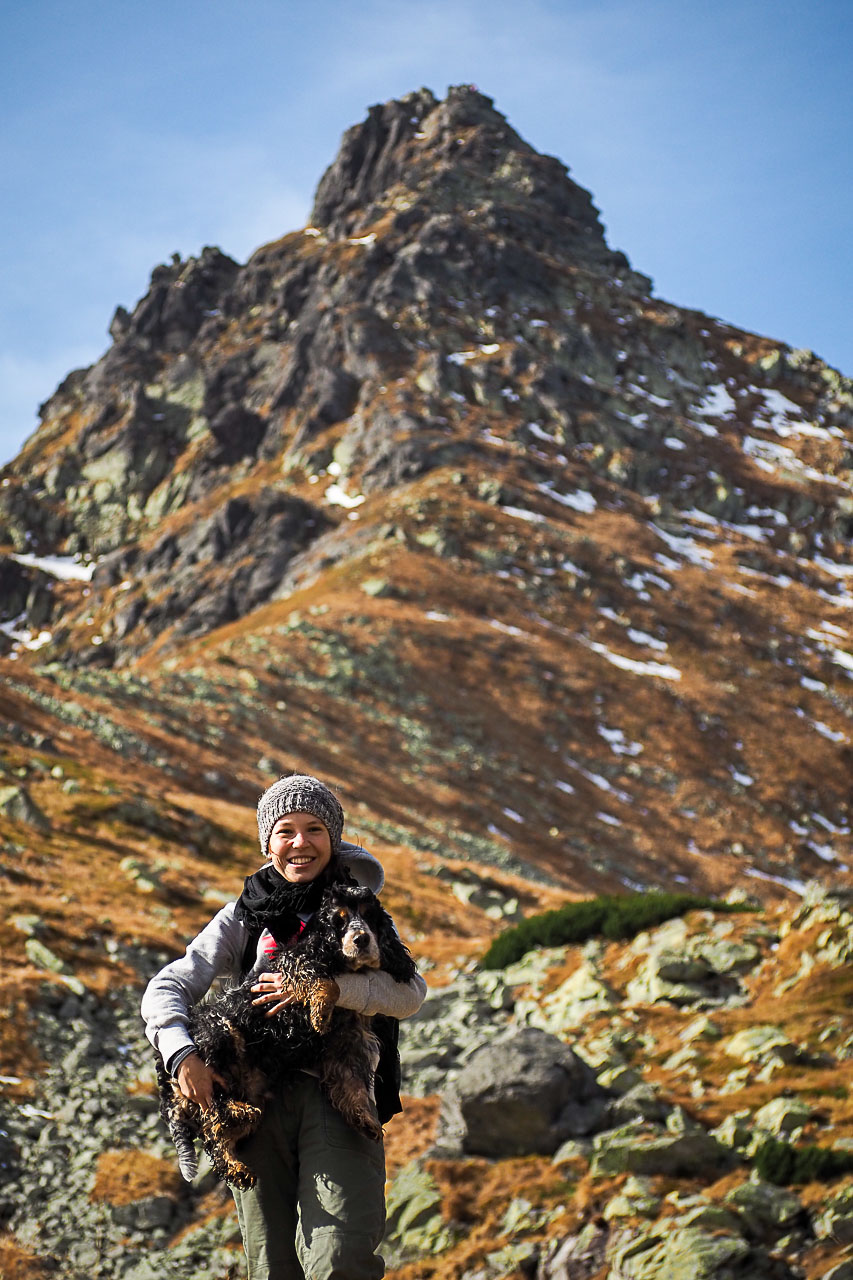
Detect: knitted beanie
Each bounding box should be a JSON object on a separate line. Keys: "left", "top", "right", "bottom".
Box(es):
{"left": 256, "top": 775, "right": 345, "bottom": 857}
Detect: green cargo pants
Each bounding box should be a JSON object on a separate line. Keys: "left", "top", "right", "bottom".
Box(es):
{"left": 231, "top": 1075, "right": 386, "bottom": 1280}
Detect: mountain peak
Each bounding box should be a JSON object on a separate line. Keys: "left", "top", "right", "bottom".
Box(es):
{"left": 310, "top": 85, "right": 612, "bottom": 256}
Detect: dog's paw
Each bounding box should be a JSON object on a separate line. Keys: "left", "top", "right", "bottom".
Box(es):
{"left": 309, "top": 979, "right": 340, "bottom": 1033}
{"left": 220, "top": 1099, "right": 262, "bottom": 1134}
{"left": 225, "top": 1160, "right": 257, "bottom": 1191}
{"left": 210, "top": 1148, "right": 257, "bottom": 1190}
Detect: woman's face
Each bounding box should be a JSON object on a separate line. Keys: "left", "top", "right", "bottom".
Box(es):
{"left": 268, "top": 811, "right": 332, "bottom": 883}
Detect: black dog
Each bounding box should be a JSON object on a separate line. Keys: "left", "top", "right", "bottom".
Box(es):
{"left": 156, "top": 882, "right": 417, "bottom": 1189}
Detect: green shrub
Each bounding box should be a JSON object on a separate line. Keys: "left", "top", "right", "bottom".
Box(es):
{"left": 753, "top": 1136, "right": 853, "bottom": 1185}
{"left": 480, "top": 891, "right": 748, "bottom": 970}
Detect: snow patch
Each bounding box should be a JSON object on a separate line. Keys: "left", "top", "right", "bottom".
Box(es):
{"left": 11, "top": 553, "right": 95, "bottom": 582}
{"left": 651, "top": 524, "right": 714, "bottom": 569}
{"left": 0, "top": 620, "right": 53, "bottom": 651}
{"left": 598, "top": 725, "right": 643, "bottom": 756}
{"left": 695, "top": 383, "right": 737, "bottom": 418}
{"left": 832, "top": 649, "right": 853, "bottom": 675}
{"left": 585, "top": 639, "right": 682, "bottom": 681}
{"left": 325, "top": 484, "right": 365, "bottom": 509}
{"left": 627, "top": 628, "right": 668, "bottom": 653}
{"left": 744, "top": 868, "right": 808, "bottom": 894}
{"left": 537, "top": 484, "right": 597, "bottom": 513}
{"left": 812, "top": 720, "right": 848, "bottom": 743}
{"left": 501, "top": 506, "right": 546, "bottom": 524}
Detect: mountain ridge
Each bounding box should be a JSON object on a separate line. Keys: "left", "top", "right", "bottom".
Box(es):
{"left": 0, "top": 83, "right": 850, "bottom": 903}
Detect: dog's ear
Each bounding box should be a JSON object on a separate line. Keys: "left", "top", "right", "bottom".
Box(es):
{"left": 358, "top": 893, "right": 384, "bottom": 925}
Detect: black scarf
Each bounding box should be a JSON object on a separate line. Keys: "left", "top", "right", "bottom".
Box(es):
{"left": 235, "top": 857, "right": 348, "bottom": 943}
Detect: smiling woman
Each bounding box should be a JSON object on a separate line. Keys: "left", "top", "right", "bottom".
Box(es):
{"left": 141, "top": 773, "right": 427, "bottom": 1280}
{"left": 268, "top": 813, "right": 333, "bottom": 882}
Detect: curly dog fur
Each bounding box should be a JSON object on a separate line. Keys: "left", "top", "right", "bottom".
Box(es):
{"left": 156, "top": 883, "right": 417, "bottom": 1189}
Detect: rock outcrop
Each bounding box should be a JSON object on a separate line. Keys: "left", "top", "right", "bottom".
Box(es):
{"left": 435, "top": 1026, "right": 610, "bottom": 1156}
{"left": 2, "top": 86, "right": 849, "bottom": 666}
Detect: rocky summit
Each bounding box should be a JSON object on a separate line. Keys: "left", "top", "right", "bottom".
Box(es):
{"left": 0, "top": 85, "right": 852, "bottom": 1278}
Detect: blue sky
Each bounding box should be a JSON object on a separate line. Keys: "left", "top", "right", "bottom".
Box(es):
{"left": 2, "top": 0, "right": 851, "bottom": 466}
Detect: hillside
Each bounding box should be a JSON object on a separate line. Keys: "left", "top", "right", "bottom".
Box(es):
{"left": 0, "top": 84, "right": 851, "bottom": 1278}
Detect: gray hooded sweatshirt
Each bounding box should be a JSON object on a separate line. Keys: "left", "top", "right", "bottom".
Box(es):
{"left": 141, "top": 842, "right": 426, "bottom": 1073}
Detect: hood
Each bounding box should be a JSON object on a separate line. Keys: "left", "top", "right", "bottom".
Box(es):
{"left": 339, "top": 840, "right": 385, "bottom": 893}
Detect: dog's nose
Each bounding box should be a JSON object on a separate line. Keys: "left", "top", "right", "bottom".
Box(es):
{"left": 354, "top": 933, "right": 370, "bottom": 951}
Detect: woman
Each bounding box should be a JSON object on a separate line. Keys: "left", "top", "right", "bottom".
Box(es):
{"left": 141, "top": 774, "right": 427, "bottom": 1280}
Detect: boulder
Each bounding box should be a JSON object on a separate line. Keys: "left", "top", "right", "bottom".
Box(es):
{"left": 725, "top": 1026, "right": 801, "bottom": 1065}
{"left": 711, "top": 1110, "right": 754, "bottom": 1153}
{"left": 625, "top": 947, "right": 745, "bottom": 1008}
{"left": 605, "top": 1081, "right": 672, "bottom": 1126}
{"left": 724, "top": 1177, "right": 806, "bottom": 1241}
{"left": 606, "top": 1224, "right": 758, "bottom": 1279}
{"left": 434, "top": 1027, "right": 609, "bottom": 1156}
{"left": 0, "top": 784, "right": 50, "bottom": 831}
{"left": 752, "top": 1096, "right": 813, "bottom": 1137}
{"left": 590, "top": 1120, "right": 735, "bottom": 1178}
{"left": 534, "top": 959, "right": 619, "bottom": 1031}
{"left": 814, "top": 1185, "right": 853, "bottom": 1244}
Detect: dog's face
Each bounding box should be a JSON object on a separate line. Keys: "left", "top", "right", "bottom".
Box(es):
{"left": 323, "top": 886, "right": 384, "bottom": 970}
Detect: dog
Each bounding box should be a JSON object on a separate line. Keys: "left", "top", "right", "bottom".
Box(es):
{"left": 156, "top": 882, "right": 418, "bottom": 1189}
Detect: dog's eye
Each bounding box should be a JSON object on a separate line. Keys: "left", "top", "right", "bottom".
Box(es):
{"left": 336, "top": 909, "right": 349, "bottom": 922}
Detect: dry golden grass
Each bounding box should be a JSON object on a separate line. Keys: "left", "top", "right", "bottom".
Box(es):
{"left": 0, "top": 1235, "right": 55, "bottom": 1280}
{"left": 384, "top": 1096, "right": 441, "bottom": 1179}
{"left": 90, "top": 1149, "right": 183, "bottom": 1205}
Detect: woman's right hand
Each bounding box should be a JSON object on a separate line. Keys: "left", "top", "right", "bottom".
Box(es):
{"left": 175, "top": 1052, "right": 225, "bottom": 1111}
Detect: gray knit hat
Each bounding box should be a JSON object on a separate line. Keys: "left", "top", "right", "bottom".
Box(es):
{"left": 256, "top": 774, "right": 345, "bottom": 857}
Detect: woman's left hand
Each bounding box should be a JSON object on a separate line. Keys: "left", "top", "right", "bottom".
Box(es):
{"left": 251, "top": 972, "right": 298, "bottom": 1018}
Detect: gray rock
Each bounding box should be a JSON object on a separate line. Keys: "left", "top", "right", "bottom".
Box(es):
{"left": 590, "top": 1121, "right": 734, "bottom": 1178}
{"left": 605, "top": 1081, "right": 672, "bottom": 1126}
{"left": 724, "top": 1177, "right": 805, "bottom": 1239}
{"left": 0, "top": 784, "right": 50, "bottom": 830}
{"left": 538, "top": 1222, "right": 609, "bottom": 1280}
{"left": 435, "top": 1027, "right": 609, "bottom": 1156}
{"left": 626, "top": 949, "right": 745, "bottom": 1008}
{"left": 815, "top": 1184, "right": 853, "bottom": 1244}
{"left": 711, "top": 1110, "right": 753, "bottom": 1152}
{"left": 383, "top": 1159, "right": 456, "bottom": 1263}
{"left": 725, "top": 1025, "right": 802, "bottom": 1065}
{"left": 399, "top": 969, "right": 516, "bottom": 1094}
{"left": 606, "top": 1223, "right": 753, "bottom": 1279}
{"left": 602, "top": 1175, "right": 662, "bottom": 1221}
{"left": 751, "top": 1096, "right": 813, "bottom": 1136}
{"left": 675, "top": 1203, "right": 744, "bottom": 1233}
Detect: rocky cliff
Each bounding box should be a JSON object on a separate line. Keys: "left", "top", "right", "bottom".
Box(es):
{"left": 0, "top": 84, "right": 852, "bottom": 1278}
{"left": 2, "top": 86, "right": 851, "bottom": 898}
